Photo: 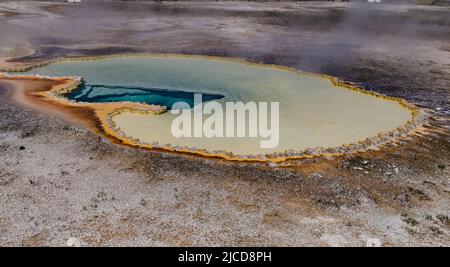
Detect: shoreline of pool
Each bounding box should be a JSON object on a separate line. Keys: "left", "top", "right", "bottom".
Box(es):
{"left": 0, "top": 53, "right": 430, "bottom": 163}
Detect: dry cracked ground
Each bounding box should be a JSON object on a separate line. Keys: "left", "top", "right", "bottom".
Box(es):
{"left": 0, "top": 1, "right": 449, "bottom": 246}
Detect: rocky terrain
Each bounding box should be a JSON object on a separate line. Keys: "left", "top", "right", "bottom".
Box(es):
{"left": 0, "top": 1, "right": 449, "bottom": 246}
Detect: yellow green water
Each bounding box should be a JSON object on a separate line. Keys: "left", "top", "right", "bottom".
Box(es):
{"left": 25, "top": 56, "right": 412, "bottom": 155}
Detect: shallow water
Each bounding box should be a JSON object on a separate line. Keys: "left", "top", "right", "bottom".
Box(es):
{"left": 66, "top": 83, "right": 224, "bottom": 109}
{"left": 24, "top": 56, "right": 413, "bottom": 155}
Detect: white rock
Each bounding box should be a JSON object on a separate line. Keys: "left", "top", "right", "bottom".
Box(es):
{"left": 268, "top": 162, "right": 278, "bottom": 167}
{"left": 66, "top": 237, "right": 81, "bottom": 247}
{"left": 366, "top": 238, "right": 382, "bottom": 247}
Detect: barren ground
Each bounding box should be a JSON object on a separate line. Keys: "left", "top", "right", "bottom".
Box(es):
{"left": 0, "top": 1, "right": 449, "bottom": 246}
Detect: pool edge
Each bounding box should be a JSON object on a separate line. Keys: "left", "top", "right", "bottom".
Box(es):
{"left": 0, "top": 53, "right": 429, "bottom": 163}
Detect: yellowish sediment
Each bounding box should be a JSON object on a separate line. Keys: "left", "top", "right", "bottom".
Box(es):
{"left": 0, "top": 45, "right": 35, "bottom": 70}
{"left": 0, "top": 54, "right": 428, "bottom": 163}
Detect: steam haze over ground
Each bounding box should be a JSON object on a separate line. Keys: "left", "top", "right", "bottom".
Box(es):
{"left": 0, "top": 1, "right": 449, "bottom": 246}
{"left": 1, "top": 1, "right": 448, "bottom": 112}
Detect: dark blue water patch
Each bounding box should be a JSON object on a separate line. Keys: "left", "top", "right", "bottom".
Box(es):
{"left": 65, "top": 83, "right": 224, "bottom": 109}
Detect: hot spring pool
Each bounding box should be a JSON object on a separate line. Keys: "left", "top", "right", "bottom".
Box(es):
{"left": 65, "top": 83, "right": 224, "bottom": 109}
{"left": 23, "top": 55, "right": 414, "bottom": 157}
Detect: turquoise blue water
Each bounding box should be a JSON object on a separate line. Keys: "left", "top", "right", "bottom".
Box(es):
{"left": 65, "top": 83, "right": 223, "bottom": 109}
{"left": 21, "top": 56, "right": 412, "bottom": 155}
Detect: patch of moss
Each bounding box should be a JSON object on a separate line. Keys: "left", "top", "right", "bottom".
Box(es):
{"left": 408, "top": 187, "right": 431, "bottom": 201}
{"left": 429, "top": 226, "right": 443, "bottom": 236}
{"left": 436, "top": 214, "right": 450, "bottom": 226}
{"left": 402, "top": 214, "right": 419, "bottom": 227}
{"left": 406, "top": 218, "right": 419, "bottom": 226}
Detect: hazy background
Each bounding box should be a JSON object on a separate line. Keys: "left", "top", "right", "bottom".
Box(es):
{"left": 1, "top": 1, "right": 449, "bottom": 113}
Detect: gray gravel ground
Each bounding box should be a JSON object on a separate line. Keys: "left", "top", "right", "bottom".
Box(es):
{"left": 0, "top": 1, "right": 449, "bottom": 246}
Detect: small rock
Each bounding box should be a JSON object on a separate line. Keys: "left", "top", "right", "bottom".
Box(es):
{"left": 19, "top": 146, "right": 25, "bottom": 151}
{"left": 366, "top": 238, "right": 382, "bottom": 247}
{"left": 66, "top": 237, "right": 81, "bottom": 247}
{"left": 268, "top": 162, "right": 278, "bottom": 167}
{"left": 309, "top": 173, "right": 323, "bottom": 179}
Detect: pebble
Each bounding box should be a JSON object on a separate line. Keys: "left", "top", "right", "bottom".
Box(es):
{"left": 366, "top": 238, "right": 382, "bottom": 247}
{"left": 66, "top": 237, "right": 81, "bottom": 247}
